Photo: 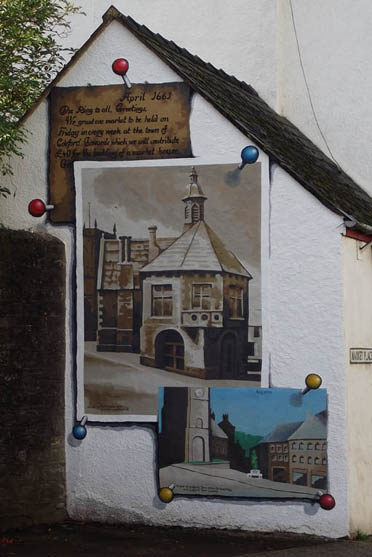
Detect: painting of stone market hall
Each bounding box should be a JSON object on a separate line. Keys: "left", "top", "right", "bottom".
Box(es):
{"left": 83, "top": 167, "right": 262, "bottom": 380}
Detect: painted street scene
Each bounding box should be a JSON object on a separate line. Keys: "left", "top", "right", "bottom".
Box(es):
{"left": 158, "top": 387, "right": 327, "bottom": 499}
{"left": 79, "top": 163, "right": 262, "bottom": 416}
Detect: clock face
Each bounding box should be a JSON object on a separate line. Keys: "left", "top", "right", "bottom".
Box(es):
{"left": 194, "top": 388, "right": 204, "bottom": 398}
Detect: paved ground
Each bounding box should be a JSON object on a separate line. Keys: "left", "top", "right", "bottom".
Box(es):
{"left": 0, "top": 522, "right": 371, "bottom": 557}
{"left": 245, "top": 542, "right": 372, "bottom": 556}
{"left": 84, "top": 342, "right": 259, "bottom": 416}
{"left": 160, "top": 462, "right": 320, "bottom": 499}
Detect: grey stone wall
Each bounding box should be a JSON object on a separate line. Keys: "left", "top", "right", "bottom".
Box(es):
{"left": 0, "top": 229, "right": 66, "bottom": 531}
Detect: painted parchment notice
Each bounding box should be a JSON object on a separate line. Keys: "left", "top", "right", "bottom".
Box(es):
{"left": 49, "top": 83, "right": 192, "bottom": 222}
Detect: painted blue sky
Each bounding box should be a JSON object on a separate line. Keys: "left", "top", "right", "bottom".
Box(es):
{"left": 210, "top": 388, "right": 327, "bottom": 437}
{"left": 158, "top": 387, "right": 327, "bottom": 436}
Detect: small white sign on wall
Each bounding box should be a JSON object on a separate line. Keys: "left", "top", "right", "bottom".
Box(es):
{"left": 350, "top": 348, "right": 372, "bottom": 364}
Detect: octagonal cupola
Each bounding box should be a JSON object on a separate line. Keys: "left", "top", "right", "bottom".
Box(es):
{"left": 182, "top": 167, "right": 207, "bottom": 231}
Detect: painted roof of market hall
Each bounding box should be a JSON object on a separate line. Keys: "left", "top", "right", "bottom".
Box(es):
{"left": 23, "top": 5, "right": 372, "bottom": 233}
{"left": 140, "top": 220, "right": 252, "bottom": 277}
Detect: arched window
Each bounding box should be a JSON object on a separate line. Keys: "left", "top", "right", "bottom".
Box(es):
{"left": 322, "top": 442, "right": 327, "bottom": 450}
{"left": 299, "top": 455, "right": 304, "bottom": 463}
{"left": 322, "top": 458, "right": 327, "bottom": 465}
{"left": 292, "top": 455, "right": 297, "bottom": 463}
{"left": 308, "top": 456, "right": 313, "bottom": 464}
{"left": 292, "top": 442, "right": 297, "bottom": 450}
{"left": 314, "top": 457, "right": 320, "bottom": 465}
{"left": 299, "top": 442, "right": 304, "bottom": 450}
{"left": 185, "top": 204, "right": 191, "bottom": 221}
{"left": 192, "top": 436, "right": 205, "bottom": 462}
{"left": 307, "top": 442, "right": 313, "bottom": 450}
{"left": 270, "top": 445, "right": 275, "bottom": 453}
{"left": 315, "top": 443, "right": 320, "bottom": 451}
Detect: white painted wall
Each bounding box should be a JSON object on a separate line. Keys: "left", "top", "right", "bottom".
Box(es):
{"left": 343, "top": 236, "right": 372, "bottom": 534}
{"left": 277, "top": 0, "right": 372, "bottom": 193}
{"left": 0, "top": 17, "right": 350, "bottom": 537}
{"left": 263, "top": 166, "right": 347, "bottom": 536}
{"left": 65, "top": 0, "right": 277, "bottom": 106}
{"left": 59, "top": 0, "right": 372, "bottom": 197}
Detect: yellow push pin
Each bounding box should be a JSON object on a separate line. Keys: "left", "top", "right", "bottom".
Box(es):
{"left": 302, "top": 373, "right": 322, "bottom": 395}
{"left": 159, "top": 484, "right": 175, "bottom": 504}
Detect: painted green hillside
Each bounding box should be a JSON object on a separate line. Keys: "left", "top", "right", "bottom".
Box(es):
{"left": 234, "top": 431, "right": 263, "bottom": 457}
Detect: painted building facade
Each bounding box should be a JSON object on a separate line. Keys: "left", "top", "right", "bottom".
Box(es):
{"left": 84, "top": 221, "right": 174, "bottom": 350}
{"left": 140, "top": 168, "right": 252, "bottom": 379}
{"left": 288, "top": 411, "right": 327, "bottom": 489}
{"left": 85, "top": 167, "right": 255, "bottom": 379}
{"left": 256, "top": 422, "right": 302, "bottom": 483}
{"left": 256, "top": 412, "right": 327, "bottom": 488}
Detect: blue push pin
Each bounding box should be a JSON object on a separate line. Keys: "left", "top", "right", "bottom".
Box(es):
{"left": 238, "top": 145, "right": 259, "bottom": 169}
{"left": 72, "top": 416, "right": 88, "bottom": 440}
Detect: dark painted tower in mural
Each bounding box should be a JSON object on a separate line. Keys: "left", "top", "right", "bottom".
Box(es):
{"left": 83, "top": 221, "right": 115, "bottom": 341}
{"left": 140, "top": 167, "right": 252, "bottom": 379}
{"left": 159, "top": 387, "right": 229, "bottom": 469}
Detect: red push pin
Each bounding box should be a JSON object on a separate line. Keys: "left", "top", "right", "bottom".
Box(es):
{"left": 28, "top": 199, "right": 54, "bottom": 217}
{"left": 319, "top": 493, "right": 336, "bottom": 510}
{"left": 112, "top": 58, "right": 131, "bottom": 99}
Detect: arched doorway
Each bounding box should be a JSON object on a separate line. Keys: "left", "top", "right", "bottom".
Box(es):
{"left": 219, "top": 332, "right": 238, "bottom": 378}
{"left": 192, "top": 436, "right": 205, "bottom": 462}
{"left": 155, "top": 330, "right": 185, "bottom": 372}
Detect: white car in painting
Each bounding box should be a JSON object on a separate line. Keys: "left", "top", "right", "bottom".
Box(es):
{"left": 247, "top": 469, "right": 263, "bottom": 479}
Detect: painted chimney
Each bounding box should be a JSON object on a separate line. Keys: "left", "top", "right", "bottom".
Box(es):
{"left": 148, "top": 225, "right": 160, "bottom": 262}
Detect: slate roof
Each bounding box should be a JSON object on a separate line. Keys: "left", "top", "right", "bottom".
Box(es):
{"left": 288, "top": 411, "right": 327, "bottom": 441}
{"left": 22, "top": 6, "right": 372, "bottom": 233}
{"left": 140, "top": 220, "right": 251, "bottom": 277}
{"left": 211, "top": 419, "right": 228, "bottom": 439}
{"left": 259, "top": 421, "right": 303, "bottom": 444}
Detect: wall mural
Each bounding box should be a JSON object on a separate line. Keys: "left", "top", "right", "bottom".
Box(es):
{"left": 158, "top": 387, "right": 328, "bottom": 500}
{"left": 49, "top": 83, "right": 192, "bottom": 222}
{"left": 75, "top": 161, "right": 261, "bottom": 420}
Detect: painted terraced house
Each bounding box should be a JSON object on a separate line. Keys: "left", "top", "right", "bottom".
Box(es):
{"left": 256, "top": 411, "right": 327, "bottom": 489}
{"left": 89, "top": 167, "right": 254, "bottom": 379}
